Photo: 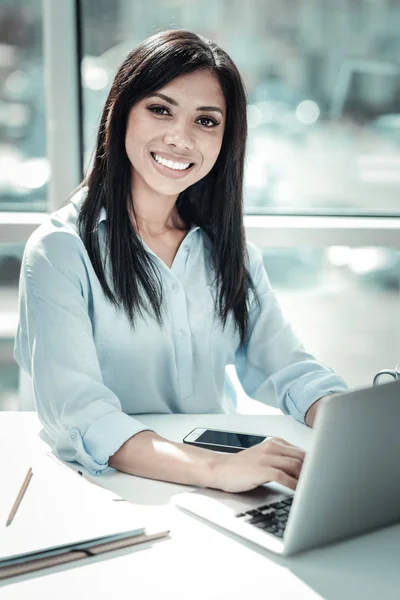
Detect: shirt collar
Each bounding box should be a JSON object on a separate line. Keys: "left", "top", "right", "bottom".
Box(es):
{"left": 72, "top": 189, "right": 199, "bottom": 234}
{"left": 97, "top": 206, "right": 199, "bottom": 236}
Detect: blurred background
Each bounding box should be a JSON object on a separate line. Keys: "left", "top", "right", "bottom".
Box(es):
{"left": 0, "top": 0, "right": 399, "bottom": 410}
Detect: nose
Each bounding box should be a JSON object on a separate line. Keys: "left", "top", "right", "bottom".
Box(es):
{"left": 163, "top": 120, "right": 195, "bottom": 151}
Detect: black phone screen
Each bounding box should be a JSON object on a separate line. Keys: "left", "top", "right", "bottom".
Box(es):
{"left": 195, "top": 430, "right": 266, "bottom": 448}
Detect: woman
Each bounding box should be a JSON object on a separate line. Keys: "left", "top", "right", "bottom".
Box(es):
{"left": 15, "top": 30, "right": 347, "bottom": 492}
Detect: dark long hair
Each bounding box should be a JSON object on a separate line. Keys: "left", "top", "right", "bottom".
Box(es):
{"left": 78, "top": 29, "right": 255, "bottom": 344}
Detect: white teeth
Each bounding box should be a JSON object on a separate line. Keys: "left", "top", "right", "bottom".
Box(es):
{"left": 153, "top": 153, "right": 190, "bottom": 171}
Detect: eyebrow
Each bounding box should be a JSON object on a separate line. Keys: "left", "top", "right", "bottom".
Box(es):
{"left": 151, "top": 92, "right": 224, "bottom": 116}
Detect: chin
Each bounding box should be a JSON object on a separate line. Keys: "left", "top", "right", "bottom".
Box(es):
{"left": 152, "top": 184, "right": 186, "bottom": 197}
{"left": 151, "top": 178, "right": 195, "bottom": 197}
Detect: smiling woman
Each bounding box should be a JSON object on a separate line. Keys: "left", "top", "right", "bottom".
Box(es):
{"left": 77, "top": 29, "right": 248, "bottom": 334}
{"left": 14, "top": 30, "right": 347, "bottom": 492}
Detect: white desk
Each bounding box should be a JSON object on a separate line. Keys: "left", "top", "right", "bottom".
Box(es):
{"left": 1, "top": 412, "right": 399, "bottom": 600}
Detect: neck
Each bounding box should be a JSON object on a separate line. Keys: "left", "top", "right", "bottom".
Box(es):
{"left": 129, "top": 174, "right": 185, "bottom": 237}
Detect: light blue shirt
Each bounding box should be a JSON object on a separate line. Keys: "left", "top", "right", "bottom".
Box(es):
{"left": 14, "top": 189, "right": 348, "bottom": 475}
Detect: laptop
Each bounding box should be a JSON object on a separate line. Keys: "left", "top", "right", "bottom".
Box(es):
{"left": 172, "top": 379, "right": 400, "bottom": 555}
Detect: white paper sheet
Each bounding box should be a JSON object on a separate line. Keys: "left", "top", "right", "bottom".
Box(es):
{"left": 1, "top": 455, "right": 144, "bottom": 562}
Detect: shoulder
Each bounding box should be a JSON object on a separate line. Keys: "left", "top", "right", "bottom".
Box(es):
{"left": 24, "top": 189, "right": 89, "bottom": 277}
{"left": 245, "top": 240, "right": 263, "bottom": 263}
{"left": 245, "top": 241, "right": 265, "bottom": 277}
{"left": 245, "top": 240, "right": 273, "bottom": 299}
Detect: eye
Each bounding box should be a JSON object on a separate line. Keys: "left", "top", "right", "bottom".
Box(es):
{"left": 147, "top": 105, "right": 172, "bottom": 117}
{"left": 196, "top": 116, "right": 219, "bottom": 128}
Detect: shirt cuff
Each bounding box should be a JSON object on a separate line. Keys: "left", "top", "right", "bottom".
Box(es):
{"left": 286, "top": 373, "right": 348, "bottom": 425}
{"left": 56, "top": 411, "right": 152, "bottom": 475}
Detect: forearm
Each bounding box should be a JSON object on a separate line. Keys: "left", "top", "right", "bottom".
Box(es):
{"left": 305, "top": 399, "right": 320, "bottom": 427}
{"left": 305, "top": 393, "right": 340, "bottom": 427}
{"left": 108, "top": 430, "right": 221, "bottom": 487}
{"left": 109, "top": 430, "right": 307, "bottom": 494}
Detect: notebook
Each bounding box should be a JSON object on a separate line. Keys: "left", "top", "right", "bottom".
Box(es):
{"left": 1, "top": 454, "right": 169, "bottom": 579}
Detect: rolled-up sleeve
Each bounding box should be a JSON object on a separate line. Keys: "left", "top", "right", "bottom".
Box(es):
{"left": 14, "top": 228, "right": 150, "bottom": 474}
{"left": 235, "top": 243, "right": 348, "bottom": 423}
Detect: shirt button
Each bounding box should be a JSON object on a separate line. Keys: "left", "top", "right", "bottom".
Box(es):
{"left": 171, "top": 284, "right": 178, "bottom": 292}
{"left": 184, "top": 245, "right": 190, "bottom": 253}
{"left": 179, "top": 330, "right": 187, "bottom": 339}
{"left": 70, "top": 430, "right": 78, "bottom": 442}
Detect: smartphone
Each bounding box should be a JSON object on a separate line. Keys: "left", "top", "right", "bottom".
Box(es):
{"left": 183, "top": 427, "right": 269, "bottom": 453}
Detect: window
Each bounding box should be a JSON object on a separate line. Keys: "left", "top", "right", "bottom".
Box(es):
{"left": 81, "top": 0, "right": 400, "bottom": 215}
{"left": 259, "top": 245, "right": 399, "bottom": 388}
{"left": 0, "top": 0, "right": 47, "bottom": 212}
{"left": 0, "top": 246, "right": 21, "bottom": 410}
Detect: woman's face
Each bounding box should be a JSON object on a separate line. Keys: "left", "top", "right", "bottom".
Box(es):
{"left": 125, "top": 69, "right": 226, "bottom": 199}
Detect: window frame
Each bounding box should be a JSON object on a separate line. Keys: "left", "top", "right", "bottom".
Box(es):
{"left": 0, "top": 0, "right": 81, "bottom": 249}
{"left": 1, "top": 0, "right": 399, "bottom": 250}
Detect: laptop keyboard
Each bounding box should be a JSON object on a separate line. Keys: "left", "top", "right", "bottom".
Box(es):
{"left": 235, "top": 497, "right": 293, "bottom": 539}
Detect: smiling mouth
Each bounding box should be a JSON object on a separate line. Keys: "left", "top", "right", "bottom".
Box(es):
{"left": 151, "top": 152, "right": 194, "bottom": 171}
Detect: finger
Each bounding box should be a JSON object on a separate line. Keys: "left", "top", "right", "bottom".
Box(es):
{"left": 265, "top": 438, "right": 306, "bottom": 461}
{"left": 268, "top": 455, "right": 303, "bottom": 480}
{"left": 268, "top": 467, "right": 298, "bottom": 491}
{"left": 269, "top": 436, "right": 292, "bottom": 445}
{"left": 269, "top": 436, "right": 302, "bottom": 450}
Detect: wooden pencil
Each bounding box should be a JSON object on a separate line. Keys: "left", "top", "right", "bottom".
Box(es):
{"left": 6, "top": 467, "right": 33, "bottom": 527}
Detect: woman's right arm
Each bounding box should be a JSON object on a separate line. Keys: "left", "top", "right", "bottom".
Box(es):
{"left": 109, "top": 430, "right": 305, "bottom": 492}
{"left": 15, "top": 228, "right": 151, "bottom": 475}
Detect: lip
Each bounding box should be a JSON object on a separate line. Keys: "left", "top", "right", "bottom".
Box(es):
{"left": 150, "top": 152, "right": 195, "bottom": 180}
